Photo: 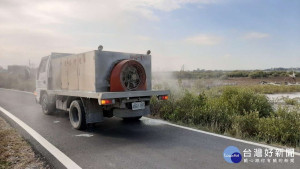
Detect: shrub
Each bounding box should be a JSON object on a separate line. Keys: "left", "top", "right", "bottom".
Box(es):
{"left": 249, "top": 71, "right": 268, "bottom": 79}
{"left": 227, "top": 71, "right": 249, "bottom": 78}
{"left": 150, "top": 79, "right": 300, "bottom": 147}
{"left": 231, "top": 111, "right": 259, "bottom": 138}
{"left": 219, "top": 87, "right": 273, "bottom": 117}
{"left": 202, "top": 98, "right": 233, "bottom": 133}
{"left": 151, "top": 87, "right": 273, "bottom": 133}
{"left": 283, "top": 97, "right": 298, "bottom": 105}
{"left": 258, "top": 107, "right": 300, "bottom": 147}
{"left": 150, "top": 96, "right": 174, "bottom": 119}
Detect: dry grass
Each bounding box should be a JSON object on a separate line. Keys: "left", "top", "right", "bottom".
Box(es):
{"left": 0, "top": 117, "right": 50, "bottom": 169}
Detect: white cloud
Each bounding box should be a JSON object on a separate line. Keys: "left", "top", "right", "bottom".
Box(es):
{"left": 243, "top": 32, "right": 270, "bottom": 39}
{"left": 223, "top": 54, "right": 231, "bottom": 58}
{"left": 132, "top": 0, "right": 219, "bottom": 12}
{"left": 136, "top": 35, "right": 152, "bottom": 41}
{"left": 0, "top": 0, "right": 222, "bottom": 68}
{"left": 184, "top": 34, "right": 222, "bottom": 46}
{"left": 0, "top": 0, "right": 219, "bottom": 23}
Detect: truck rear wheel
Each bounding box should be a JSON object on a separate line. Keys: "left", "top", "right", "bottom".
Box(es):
{"left": 69, "top": 100, "right": 86, "bottom": 130}
{"left": 41, "top": 93, "right": 56, "bottom": 115}
{"left": 122, "top": 116, "right": 142, "bottom": 121}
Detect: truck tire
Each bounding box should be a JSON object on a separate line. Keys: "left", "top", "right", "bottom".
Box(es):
{"left": 122, "top": 116, "right": 142, "bottom": 121}
{"left": 69, "top": 100, "right": 86, "bottom": 130}
{"left": 41, "top": 93, "right": 56, "bottom": 115}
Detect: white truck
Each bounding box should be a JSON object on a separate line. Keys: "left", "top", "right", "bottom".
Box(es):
{"left": 35, "top": 46, "right": 169, "bottom": 130}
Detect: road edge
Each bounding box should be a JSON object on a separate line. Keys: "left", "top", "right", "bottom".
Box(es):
{"left": 0, "top": 105, "right": 82, "bottom": 169}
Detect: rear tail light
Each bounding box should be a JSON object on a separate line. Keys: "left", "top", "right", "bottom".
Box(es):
{"left": 100, "top": 99, "right": 115, "bottom": 105}
{"left": 158, "top": 95, "right": 168, "bottom": 100}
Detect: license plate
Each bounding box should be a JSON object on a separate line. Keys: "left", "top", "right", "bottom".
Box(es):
{"left": 132, "top": 102, "right": 145, "bottom": 110}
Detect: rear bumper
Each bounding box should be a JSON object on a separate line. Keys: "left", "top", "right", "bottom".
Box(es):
{"left": 113, "top": 106, "right": 151, "bottom": 118}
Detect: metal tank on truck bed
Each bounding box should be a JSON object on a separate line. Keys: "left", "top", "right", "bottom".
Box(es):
{"left": 35, "top": 46, "right": 169, "bottom": 130}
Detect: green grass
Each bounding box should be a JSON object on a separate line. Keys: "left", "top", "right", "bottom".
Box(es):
{"left": 151, "top": 87, "right": 300, "bottom": 147}
{"left": 0, "top": 161, "right": 10, "bottom": 169}
{"left": 283, "top": 97, "right": 299, "bottom": 105}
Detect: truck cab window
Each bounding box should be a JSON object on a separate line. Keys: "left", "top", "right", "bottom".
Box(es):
{"left": 37, "top": 58, "right": 47, "bottom": 79}
{"left": 39, "top": 59, "right": 47, "bottom": 73}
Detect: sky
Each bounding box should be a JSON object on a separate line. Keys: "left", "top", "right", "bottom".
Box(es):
{"left": 0, "top": 0, "right": 299, "bottom": 71}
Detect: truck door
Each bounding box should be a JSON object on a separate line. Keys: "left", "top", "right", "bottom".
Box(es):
{"left": 36, "top": 56, "right": 49, "bottom": 90}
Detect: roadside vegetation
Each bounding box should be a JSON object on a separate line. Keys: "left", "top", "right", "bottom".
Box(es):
{"left": 0, "top": 72, "right": 35, "bottom": 92}
{"left": 283, "top": 97, "right": 299, "bottom": 106}
{"left": 0, "top": 117, "right": 49, "bottom": 169}
{"left": 151, "top": 86, "right": 300, "bottom": 148}
{"left": 174, "top": 70, "right": 300, "bottom": 79}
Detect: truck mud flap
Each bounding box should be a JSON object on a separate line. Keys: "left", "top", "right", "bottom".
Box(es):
{"left": 82, "top": 99, "right": 104, "bottom": 124}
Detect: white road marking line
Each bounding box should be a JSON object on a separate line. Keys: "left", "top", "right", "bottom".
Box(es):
{"left": 0, "top": 106, "right": 82, "bottom": 169}
{"left": 53, "top": 121, "right": 60, "bottom": 123}
{"left": 142, "top": 117, "right": 300, "bottom": 156}
{"left": 2, "top": 88, "right": 300, "bottom": 156}
{"left": 75, "top": 134, "right": 94, "bottom": 137}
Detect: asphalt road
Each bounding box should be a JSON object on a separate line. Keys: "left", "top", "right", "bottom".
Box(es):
{"left": 0, "top": 88, "right": 299, "bottom": 169}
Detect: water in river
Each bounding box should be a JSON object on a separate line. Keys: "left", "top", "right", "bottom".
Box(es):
{"left": 266, "top": 92, "right": 300, "bottom": 101}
